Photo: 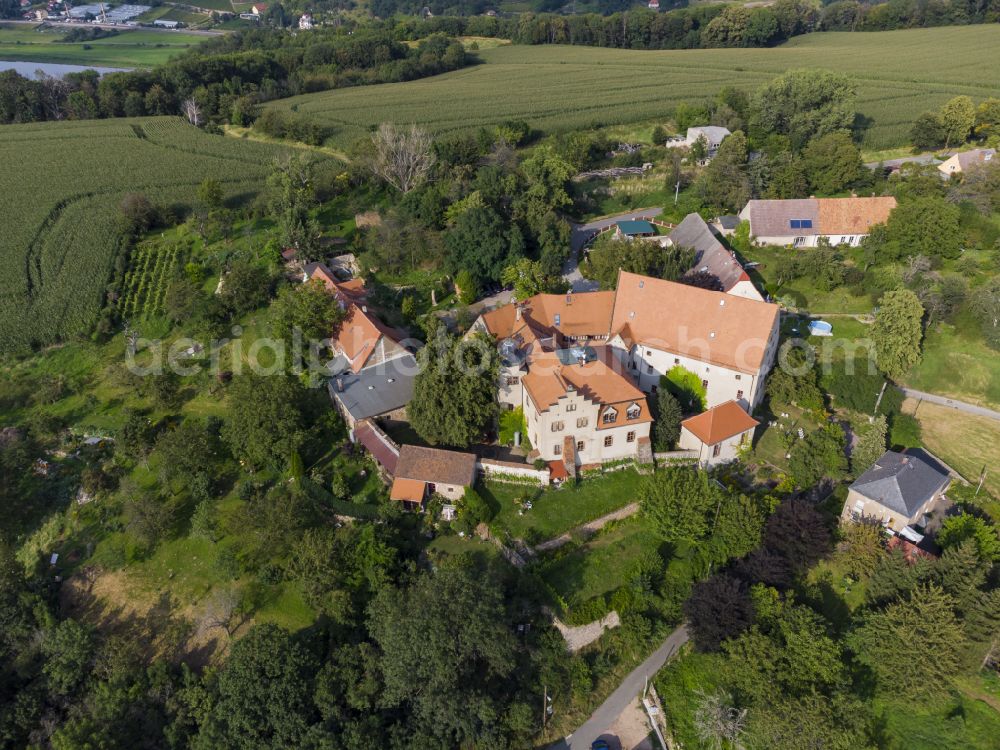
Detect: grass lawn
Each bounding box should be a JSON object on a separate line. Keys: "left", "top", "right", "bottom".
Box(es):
{"left": 536, "top": 515, "right": 663, "bottom": 605}
{"left": 484, "top": 469, "right": 644, "bottom": 544}
{"left": 0, "top": 26, "right": 210, "bottom": 68}
{"left": 904, "top": 322, "right": 1000, "bottom": 410}
{"left": 901, "top": 398, "right": 1000, "bottom": 520}
{"left": 876, "top": 691, "right": 1000, "bottom": 750}
{"left": 252, "top": 582, "right": 316, "bottom": 631}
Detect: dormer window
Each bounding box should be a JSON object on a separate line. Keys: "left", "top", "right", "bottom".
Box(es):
{"left": 554, "top": 313, "right": 561, "bottom": 327}
{"left": 626, "top": 403, "right": 641, "bottom": 420}
{"left": 602, "top": 408, "right": 618, "bottom": 425}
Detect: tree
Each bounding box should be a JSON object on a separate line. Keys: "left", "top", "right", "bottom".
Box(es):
{"left": 198, "top": 624, "right": 317, "bottom": 747}
{"left": 117, "top": 409, "right": 153, "bottom": 465}
{"left": 880, "top": 197, "right": 961, "bottom": 260}
{"left": 939, "top": 95, "right": 975, "bottom": 149}
{"left": 501, "top": 258, "right": 567, "bottom": 300}
{"left": 368, "top": 564, "right": 519, "bottom": 743}
{"left": 119, "top": 192, "right": 155, "bottom": 234}
{"left": 693, "top": 690, "right": 748, "bottom": 750}
{"left": 218, "top": 261, "right": 272, "bottom": 319}
{"left": 801, "top": 132, "right": 862, "bottom": 194}
{"left": 948, "top": 160, "right": 1000, "bottom": 215}
{"left": 124, "top": 489, "right": 175, "bottom": 550}
{"left": 370, "top": 122, "right": 435, "bottom": 193}
{"left": 654, "top": 390, "right": 683, "bottom": 450}
{"left": 851, "top": 414, "right": 887, "bottom": 475}
{"left": 445, "top": 206, "right": 525, "bottom": 288}
{"left": 763, "top": 499, "right": 831, "bottom": 571}
{"left": 270, "top": 279, "right": 344, "bottom": 346}
{"left": 972, "top": 276, "right": 1000, "bottom": 349}
{"left": 696, "top": 130, "right": 751, "bottom": 212}
{"left": 685, "top": 574, "right": 754, "bottom": 651}
{"left": 223, "top": 373, "right": 310, "bottom": 470}
{"left": 181, "top": 97, "right": 202, "bottom": 127}
{"left": 871, "top": 289, "right": 924, "bottom": 380}
{"left": 748, "top": 69, "right": 856, "bottom": 150}
{"left": 910, "top": 111, "right": 946, "bottom": 150}
{"left": 836, "top": 521, "right": 886, "bottom": 579}
{"left": 640, "top": 467, "right": 723, "bottom": 544}
{"left": 584, "top": 234, "right": 695, "bottom": 290}
{"left": 268, "top": 155, "right": 322, "bottom": 259}
{"left": 788, "top": 422, "right": 847, "bottom": 487}
{"left": 408, "top": 332, "right": 498, "bottom": 448}
{"left": 661, "top": 365, "right": 707, "bottom": 413}
{"left": 42, "top": 619, "right": 94, "bottom": 696}
{"left": 937, "top": 513, "right": 1000, "bottom": 562}
{"left": 849, "top": 583, "right": 965, "bottom": 696}
{"left": 154, "top": 418, "right": 217, "bottom": 489}
{"left": 196, "top": 178, "right": 223, "bottom": 210}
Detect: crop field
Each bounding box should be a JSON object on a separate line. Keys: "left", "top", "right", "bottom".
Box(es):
{"left": 269, "top": 26, "right": 1000, "bottom": 151}
{"left": 0, "top": 25, "right": 210, "bottom": 67}
{"left": 0, "top": 117, "right": 292, "bottom": 355}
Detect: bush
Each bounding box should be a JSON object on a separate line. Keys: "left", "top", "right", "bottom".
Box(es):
{"left": 565, "top": 594, "right": 612, "bottom": 626}
{"left": 889, "top": 412, "right": 922, "bottom": 449}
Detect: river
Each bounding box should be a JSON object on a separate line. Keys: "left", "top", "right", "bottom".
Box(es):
{"left": 0, "top": 60, "right": 133, "bottom": 77}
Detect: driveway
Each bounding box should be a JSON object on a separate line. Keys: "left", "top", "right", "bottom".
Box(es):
{"left": 563, "top": 207, "right": 665, "bottom": 292}
{"left": 901, "top": 388, "right": 1000, "bottom": 423}
{"left": 550, "top": 624, "right": 688, "bottom": 750}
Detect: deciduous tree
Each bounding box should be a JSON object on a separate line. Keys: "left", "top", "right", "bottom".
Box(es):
{"left": 370, "top": 122, "right": 435, "bottom": 193}
{"left": 871, "top": 289, "right": 924, "bottom": 379}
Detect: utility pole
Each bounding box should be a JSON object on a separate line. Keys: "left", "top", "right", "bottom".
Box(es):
{"left": 674, "top": 179, "right": 681, "bottom": 205}
{"left": 542, "top": 685, "right": 547, "bottom": 729}
{"left": 976, "top": 465, "right": 987, "bottom": 496}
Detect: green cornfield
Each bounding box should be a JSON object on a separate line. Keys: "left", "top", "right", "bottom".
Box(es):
{"left": 0, "top": 118, "right": 290, "bottom": 355}
{"left": 270, "top": 25, "right": 1000, "bottom": 152}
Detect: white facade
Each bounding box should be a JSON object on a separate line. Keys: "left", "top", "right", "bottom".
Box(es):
{"left": 726, "top": 277, "right": 765, "bottom": 301}
{"left": 679, "top": 425, "right": 752, "bottom": 467}
{"left": 524, "top": 386, "right": 650, "bottom": 466}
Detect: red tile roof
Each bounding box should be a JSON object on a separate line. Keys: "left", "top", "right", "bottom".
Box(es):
{"left": 681, "top": 400, "right": 758, "bottom": 445}
{"left": 354, "top": 420, "right": 399, "bottom": 474}
{"left": 390, "top": 477, "right": 426, "bottom": 502}
{"left": 395, "top": 444, "right": 477, "bottom": 487}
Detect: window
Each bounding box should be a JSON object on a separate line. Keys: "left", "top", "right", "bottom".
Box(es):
{"left": 604, "top": 436, "right": 613, "bottom": 447}
{"left": 734, "top": 374, "right": 741, "bottom": 381}
{"left": 651, "top": 384, "right": 658, "bottom": 393}
{"left": 736, "top": 389, "right": 743, "bottom": 401}
{"left": 576, "top": 417, "right": 589, "bottom": 428}
{"left": 551, "top": 421, "right": 564, "bottom": 432}
{"left": 553, "top": 444, "right": 561, "bottom": 456}
{"left": 627, "top": 431, "right": 636, "bottom": 443}
{"left": 602, "top": 410, "right": 617, "bottom": 424}
{"left": 740, "top": 432, "right": 748, "bottom": 445}
{"left": 576, "top": 440, "right": 584, "bottom": 452}
{"left": 554, "top": 313, "right": 561, "bottom": 326}
{"left": 702, "top": 379, "right": 709, "bottom": 390}
{"left": 673, "top": 358, "right": 680, "bottom": 365}
{"left": 505, "top": 376, "right": 520, "bottom": 386}
{"left": 626, "top": 403, "right": 641, "bottom": 420}
{"left": 712, "top": 444, "right": 722, "bottom": 458}
{"left": 646, "top": 365, "right": 653, "bottom": 374}
{"left": 566, "top": 403, "right": 576, "bottom": 412}
{"left": 793, "top": 236, "right": 805, "bottom": 247}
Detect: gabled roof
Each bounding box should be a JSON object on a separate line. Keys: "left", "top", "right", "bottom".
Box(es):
{"left": 305, "top": 263, "right": 368, "bottom": 306}
{"left": 944, "top": 148, "right": 996, "bottom": 172}
{"left": 522, "top": 347, "right": 649, "bottom": 416}
{"left": 670, "top": 213, "right": 750, "bottom": 293}
{"left": 395, "top": 444, "right": 477, "bottom": 487}
{"left": 681, "top": 400, "right": 758, "bottom": 445}
{"left": 609, "top": 271, "right": 779, "bottom": 373}
{"left": 330, "top": 354, "right": 417, "bottom": 421}
{"left": 333, "top": 304, "right": 406, "bottom": 373}
{"left": 849, "top": 450, "right": 950, "bottom": 519}
{"left": 688, "top": 125, "right": 730, "bottom": 142}
{"left": 479, "top": 291, "right": 615, "bottom": 343}
{"left": 742, "top": 197, "right": 896, "bottom": 237}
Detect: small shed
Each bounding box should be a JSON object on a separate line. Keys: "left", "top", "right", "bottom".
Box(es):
{"left": 615, "top": 219, "right": 656, "bottom": 239}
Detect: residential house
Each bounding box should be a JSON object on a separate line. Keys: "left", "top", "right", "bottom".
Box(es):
{"left": 668, "top": 213, "right": 763, "bottom": 301}
{"left": 672, "top": 126, "right": 731, "bottom": 156}
{"left": 251, "top": 2, "right": 268, "bottom": 14}
{"left": 389, "top": 445, "right": 477, "bottom": 510}
{"left": 615, "top": 219, "right": 657, "bottom": 239}
{"left": 739, "top": 196, "right": 897, "bottom": 247}
{"left": 679, "top": 400, "right": 758, "bottom": 466}
{"left": 298, "top": 12, "right": 313, "bottom": 28}
{"left": 470, "top": 270, "right": 780, "bottom": 466}
{"left": 938, "top": 148, "right": 996, "bottom": 177}
{"left": 842, "top": 450, "right": 951, "bottom": 535}
{"left": 303, "top": 262, "right": 367, "bottom": 306}
{"left": 712, "top": 215, "right": 741, "bottom": 236}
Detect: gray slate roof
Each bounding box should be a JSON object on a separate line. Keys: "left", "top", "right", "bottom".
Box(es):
{"left": 688, "top": 126, "right": 731, "bottom": 144}
{"left": 670, "top": 213, "right": 748, "bottom": 292}
{"left": 955, "top": 148, "right": 996, "bottom": 170}
{"left": 849, "top": 450, "right": 950, "bottom": 518}
{"left": 741, "top": 199, "right": 819, "bottom": 237}
{"left": 330, "top": 353, "right": 417, "bottom": 421}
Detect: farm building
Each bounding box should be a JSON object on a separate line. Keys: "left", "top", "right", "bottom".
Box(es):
{"left": 668, "top": 126, "right": 731, "bottom": 156}
{"left": 739, "top": 196, "right": 897, "bottom": 247}
{"left": 389, "top": 445, "right": 477, "bottom": 510}
{"left": 668, "top": 213, "right": 762, "bottom": 301}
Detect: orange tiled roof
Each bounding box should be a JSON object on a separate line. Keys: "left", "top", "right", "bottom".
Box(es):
{"left": 333, "top": 304, "right": 405, "bottom": 373}
{"left": 395, "top": 444, "right": 477, "bottom": 487}
{"left": 480, "top": 292, "right": 615, "bottom": 342}
{"left": 816, "top": 196, "right": 897, "bottom": 236}
{"left": 522, "top": 348, "right": 650, "bottom": 419}
{"left": 609, "top": 271, "right": 779, "bottom": 373}
{"left": 389, "top": 477, "right": 426, "bottom": 502}
{"left": 681, "top": 400, "right": 759, "bottom": 445}
{"left": 307, "top": 265, "right": 368, "bottom": 305}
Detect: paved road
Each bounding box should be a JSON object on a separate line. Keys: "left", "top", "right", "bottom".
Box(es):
{"left": 550, "top": 624, "right": 689, "bottom": 750}
{"left": 902, "top": 388, "right": 1000, "bottom": 422}
{"left": 5, "top": 18, "right": 223, "bottom": 34}
{"left": 563, "top": 207, "right": 665, "bottom": 292}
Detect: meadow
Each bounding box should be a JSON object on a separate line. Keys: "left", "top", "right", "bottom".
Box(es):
{"left": 0, "top": 117, "right": 292, "bottom": 355}
{"left": 269, "top": 25, "right": 1000, "bottom": 152}
{"left": 0, "top": 24, "right": 210, "bottom": 67}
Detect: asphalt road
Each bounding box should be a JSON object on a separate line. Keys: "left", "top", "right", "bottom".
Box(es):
{"left": 563, "top": 207, "right": 665, "bottom": 292}
{"left": 550, "top": 624, "right": 689, "bottom": 750}
{"left": 902, "top": 388, "right": 1000, "bottom": 422}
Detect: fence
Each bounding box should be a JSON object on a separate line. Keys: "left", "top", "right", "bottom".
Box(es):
{"left": 477, "top": 458, "right": 549, "bottom": 486}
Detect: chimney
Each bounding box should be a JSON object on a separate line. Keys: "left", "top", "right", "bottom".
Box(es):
{"left": 336, "top": 377, "right": 344, "bottom": 392}
{"left": 566, "top": 293, "right": 572, "bottom": 305}
{"left": 515, "top": 304, "right": 522, "bottom": 321}
{"left": 361, "top": 305, "right": 368, "bottom": 313}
